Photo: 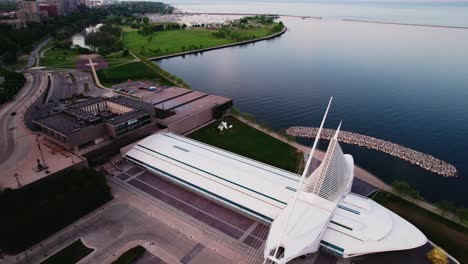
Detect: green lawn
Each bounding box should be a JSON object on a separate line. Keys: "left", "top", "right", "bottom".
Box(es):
{"left": 41, "top": 47, "right": 80, "bottom": 68}
{"left": 96, "top": 61, "right": 170, "bottom": 87}
{"left": 373, "top": 191, "right": 468, "bottom": 263}
{"left": 40, "top": 239, "right": 94, "bottom": 264}
{"left": 111, "top": 245, "right": 146, "bottom": 264}
{"left": 123, "top": 26, "right": 276, "bottom": 58}
{"left": 188, "top": 116, "right": 301, "bottom": 173}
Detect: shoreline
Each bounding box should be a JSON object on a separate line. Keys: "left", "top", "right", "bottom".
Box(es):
{"left": 177, "top": 12, "right": 322, "bottom": 19}
{"left": 227, "top": 115, "right": 467, "bottom": 228}
{"left": 148, "top": 26, "right": 287, "bottom": 61}
{"left": 229, "top": 115, "right": 392, "bottom": 191}
{"left": 342, "top": 19, "right": 468, "bottom": 29}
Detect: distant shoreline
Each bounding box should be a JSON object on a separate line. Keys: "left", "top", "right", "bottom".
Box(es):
{"left": 176, "top": 12, "right": 322, "bottom": 19}
{"left": 342, "top": 19, "right": 468, "bottom": 29}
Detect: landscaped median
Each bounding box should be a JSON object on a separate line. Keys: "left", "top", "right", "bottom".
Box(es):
{"left": 111, "top": 245, "right": 146, "bottom": 264}
{"left": 40, "top": 239, "right": 94, "bottom": 264}
{"left": 0, "top": 168, "right": 112, "bottom": 254}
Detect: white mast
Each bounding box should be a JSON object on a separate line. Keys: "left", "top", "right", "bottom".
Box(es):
{"left": 267, "top": 97, "right": 333, "bottom": 262}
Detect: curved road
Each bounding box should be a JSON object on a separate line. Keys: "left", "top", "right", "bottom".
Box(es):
{"left": 0, "top": 37, "right": 51, "bottom": 165}
{"left": 0, "top": 71, "right": 47, "bottom": 164}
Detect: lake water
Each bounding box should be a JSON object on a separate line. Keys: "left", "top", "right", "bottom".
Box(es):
{"left": 157, "top": 2, "right": 468, "bottom": 206}
{"left": 71, "top": 23, "right": 102, "bottom": 49}
{"left": 168, "top": 0, "right": 468, "bottom": 27}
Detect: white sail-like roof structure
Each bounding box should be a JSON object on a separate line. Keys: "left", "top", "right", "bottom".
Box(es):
{"left": 264, "top": 124, "right": 426, "bottom": 262}
{"left": 123, "top": 101, "right": 426, "bottom": 263}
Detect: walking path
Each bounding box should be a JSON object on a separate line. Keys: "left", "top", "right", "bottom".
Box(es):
{"left": 88, "top": 58, "right": 106, "bottom": 89}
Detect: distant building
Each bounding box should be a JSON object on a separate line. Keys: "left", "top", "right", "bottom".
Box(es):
{"left": 16, "top": 0, "right": 40, "bottom": 22}
{"left": 34, "top": 96, "right": 156, "bottom": 151}
{"left": 0, "top": 19, "right": 28, "bottom": 29}
{"left": 46, "top": 0, "right": 65, "bottom": 16}
{"left": 39, "top": 4, "right": 59, "bottom": 18}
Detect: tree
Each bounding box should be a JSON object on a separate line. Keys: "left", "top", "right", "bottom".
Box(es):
{"left": 454, "top": 207, "right": 468, "bottom": 223}
{"left": 436, "top": 200, "right": 456, "bottom": 216}
{"left": 143, "top": 16, "right": 149, "bottom": 24}
{"left": 391, "top": 180, "right": 412, "bottom": 197}
{"left": 122, "top": 49, "right": 129, "bottom": 57}
{"left": 408, "top": 189, "right": 422, "bottom": 202}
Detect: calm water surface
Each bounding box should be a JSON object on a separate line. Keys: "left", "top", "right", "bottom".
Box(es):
{"left": 157, "top": 9, "right": 468, "bottom": 206}
{"left": 169, "top": 0, "right": 468, "bottom": 27}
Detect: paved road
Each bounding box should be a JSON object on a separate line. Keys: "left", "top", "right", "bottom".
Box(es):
{"left": 0, "top": 71, "right": 47, "bottom": 165}
{"left": 24, "top": 37, "right": 52, "bottom": 70}
{"left": 0, "top": 36, "right": 51, "bottom": 164}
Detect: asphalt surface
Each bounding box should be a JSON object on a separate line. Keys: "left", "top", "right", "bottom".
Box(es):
{"left": 0, "top": 36, "right": 51, "bottom": 165}
{"left": 0, "top": 71, "right": 47, "bottom": 164}
{"left": 24, "top": 38, "right": 52, "bottom": 70}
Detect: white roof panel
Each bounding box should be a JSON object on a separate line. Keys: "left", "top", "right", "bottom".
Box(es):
{"left": 124, "top": 132, "right": 301, "bottom": 221}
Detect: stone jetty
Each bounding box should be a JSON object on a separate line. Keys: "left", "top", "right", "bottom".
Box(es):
{"left": 287, "top": 127, "right": 458, "bottom": 177}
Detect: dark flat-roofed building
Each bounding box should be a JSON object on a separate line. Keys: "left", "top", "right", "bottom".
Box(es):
{"left": 34, "top": 96, "right": 155, "bottom": 151}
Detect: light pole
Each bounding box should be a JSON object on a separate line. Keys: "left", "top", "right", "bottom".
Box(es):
{"left": 35, "top": 134, "right": 47, "bottom": 171}
{"left": 11, "top": 112, "right": 21, "bottom": 187}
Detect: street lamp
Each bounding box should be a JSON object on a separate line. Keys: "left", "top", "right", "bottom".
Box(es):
{"left": 10, "top": 112, "right": 22, "bottom": 187}
{"left": 35, "top": 134, "right": 47, "bottom": 171}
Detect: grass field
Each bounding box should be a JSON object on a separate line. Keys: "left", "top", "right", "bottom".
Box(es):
{"left": 188, "top": 116, "right": 301, "bottom": 173}
{"left": 41, "top": 47, "right": 80, "bottom": 69}
{"left": 104, "top": 53, "right": 137, "bottom": 68}
{"left": 123, "top": 27, "right": 276, "bottom": 58}
{"left": 373, "top": 191, "right": 468, "bottom": 263}
{"left": 111, "top": 245, "right": 146, "bottom": 264}
{"left": 40, "top": 239, "right": 94, "bottom": 264}
{"left": 96, "top": 61, "right": 160, "bottom": 86}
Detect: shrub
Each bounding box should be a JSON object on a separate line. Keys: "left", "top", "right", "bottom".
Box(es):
{"left": 426, "top": 247, "right": 448, "bottom": 264}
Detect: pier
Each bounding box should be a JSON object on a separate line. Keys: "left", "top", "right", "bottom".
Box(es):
{"left": 287, "top": 127, "right": 458, "bottom": 177}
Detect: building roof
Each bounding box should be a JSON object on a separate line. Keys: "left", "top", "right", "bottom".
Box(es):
{"left": 124, "top": 132, "right": 427, "bottom": 261}
{"left": 34, "top": 112, "right": 89, "bottom": 135}
{"left": 71, "top": 97, "right": 105, "bottom": 108}
{"left": 34, "top": 96, "right": 153, "bottom": 135}
{"left": 124, "top": 132, "right": 301, "bottom": 221}
{"left": 107, "top": 109, "right": 149, "bottom": 126}
{"left": 108, "top": 96, "right": 152, "bottom": 109}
